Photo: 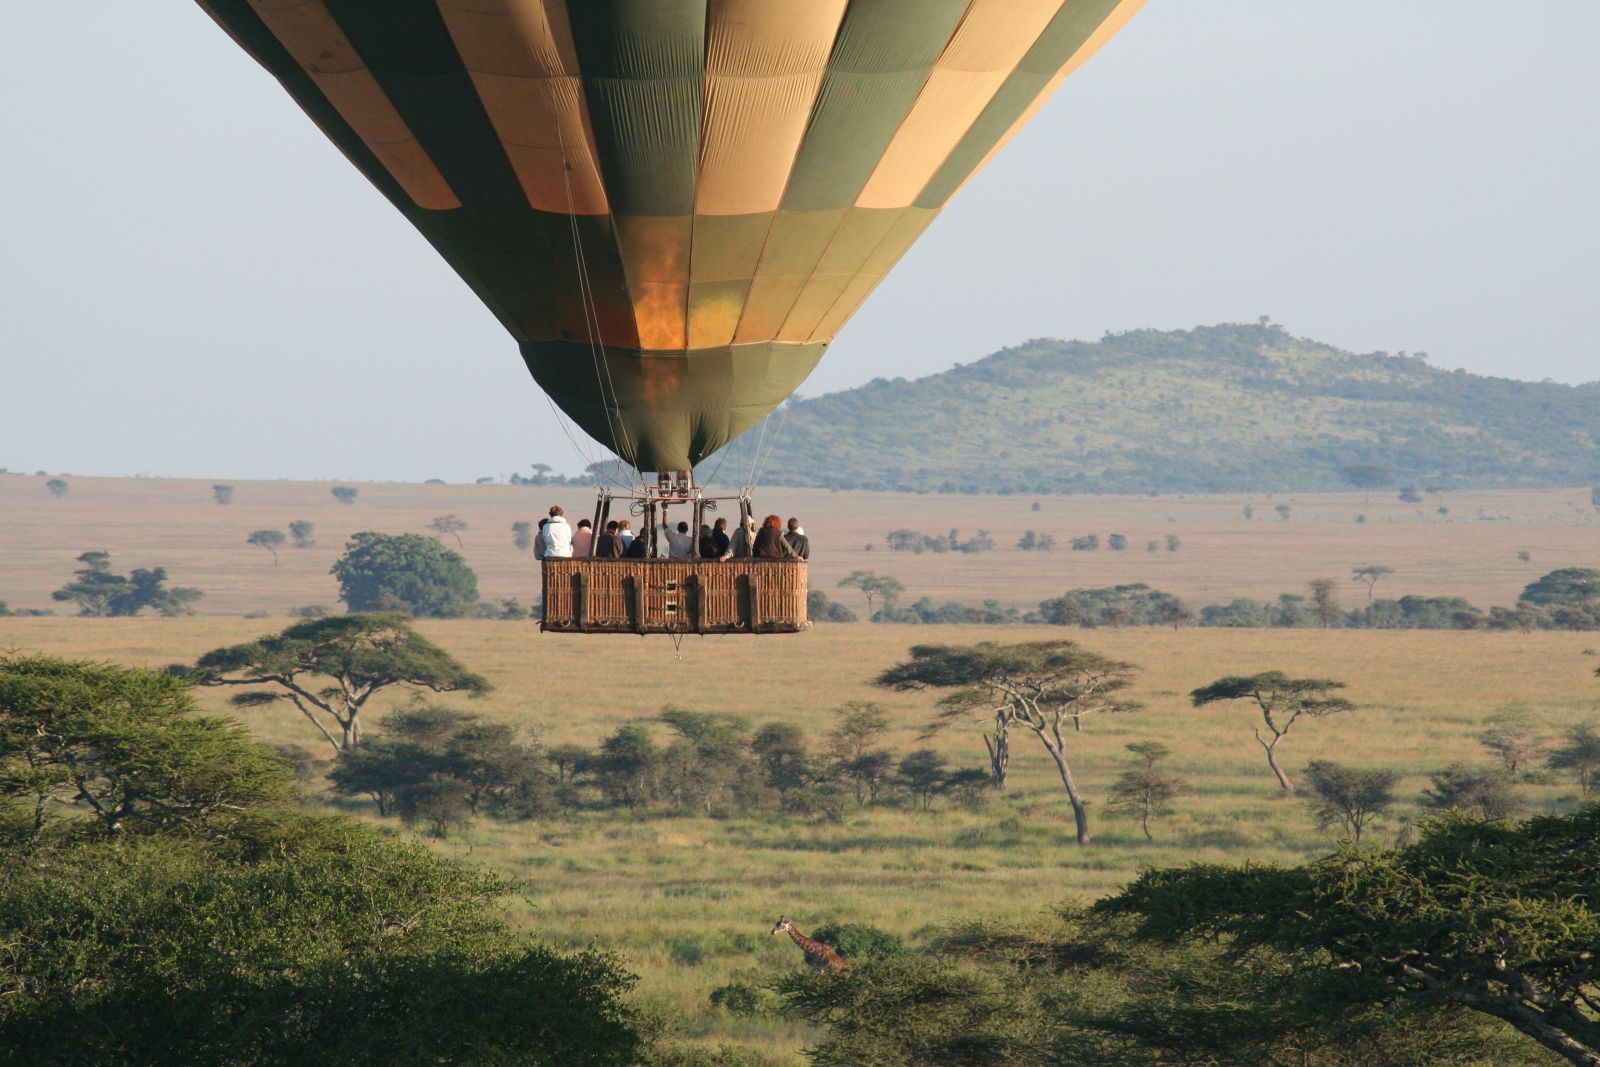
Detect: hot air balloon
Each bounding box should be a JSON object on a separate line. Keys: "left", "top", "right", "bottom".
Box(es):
{"left": 195, "top": 0, "right": 1144, "bottom": 634}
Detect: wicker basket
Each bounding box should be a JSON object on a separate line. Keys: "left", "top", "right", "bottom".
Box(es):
{"left": 540, "top": 559, "right": 809, "bottom": 634}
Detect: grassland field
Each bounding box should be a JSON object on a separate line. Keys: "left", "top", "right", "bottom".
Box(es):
{"left": 2, "top": 475, "right": 1599, "bottom": 1060}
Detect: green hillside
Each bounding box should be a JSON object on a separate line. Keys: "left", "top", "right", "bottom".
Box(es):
{"left": 750, "top": 323, "right": 1600, "bottom": 493}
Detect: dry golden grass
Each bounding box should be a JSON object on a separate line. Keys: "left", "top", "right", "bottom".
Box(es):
{"left": 3, "top": 473, "right": 1596, "bottom": 617}
{"left": 3, "top": 616, "right": 1597, "bottom": 1061}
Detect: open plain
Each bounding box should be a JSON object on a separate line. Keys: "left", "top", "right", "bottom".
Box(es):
{"left": 2, "top": 474, "right": 1598, "bottom": 1059}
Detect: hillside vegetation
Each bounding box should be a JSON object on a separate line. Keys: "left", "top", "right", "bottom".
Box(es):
{"left": 760, "top": 323, "right": 1600, "bottom": 493}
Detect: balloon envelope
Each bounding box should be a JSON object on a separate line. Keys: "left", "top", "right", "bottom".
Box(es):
{"left": 198, "top": 0, "right": 1144, "bottom": 472}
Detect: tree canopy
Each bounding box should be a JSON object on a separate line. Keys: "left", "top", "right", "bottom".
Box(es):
{"left": 0, "top": 653, "right": 642, "bottom": 1065}
{"left": 331, "top": 531, "right": 479, "bottom": 617}
{"left": 190, "top": 613, "right": 490, "bottom": 753}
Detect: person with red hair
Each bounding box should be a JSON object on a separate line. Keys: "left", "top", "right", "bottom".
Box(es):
{"left": 753, "top": 514, "right": 798, "bottom": 560}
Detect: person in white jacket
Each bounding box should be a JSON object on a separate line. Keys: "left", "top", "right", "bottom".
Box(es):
{"left": 542, "top": 506, "right": 573, "bottom": 558}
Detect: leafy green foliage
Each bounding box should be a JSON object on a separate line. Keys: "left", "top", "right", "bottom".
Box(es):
{"left": 49, "top": 551, "right": 203, "bottom": 617}
{"left": 287, "top": 519, "right": 314, "bottom": 548}
{"left": 211, "top": 483, "right": 233, "bottom": 505}
{"left": 1548, "top": 725, "right": 1600, "bottom": 796}
{"left": 192, "top": 613, "right": 490, "bottom": 754}
{"left": 750, "top": 324, "right": 1600, "bottom": 493}
{"left": 0, "top": 655, "right": 643, "bottom": 1065}
{"left": 44, "top": 478, "right": 68, "bottom": 498}
{"left": 329, "top": 485, "right": 357, "bottom": 505}
{"left": 0, "top": 654, "right": 292, "bottom": 843}
{"left": 330, "top": 531, "right": 480, "bottom": 616}
{"left": 1421, "top": 763, "right": 1527, "bottom": 820}
{"left": 1302, "top": 760, "right": 1397, "bottom": 842}
{"left": 1106, "top": 807, "right": 1600, "bottom": 1063}
{"left": 806, "top": 589, "right": 858, "bottom": 622}
{"left": 427, "top": 513, "right": 469, "bottom": 549}
{"left": 1106, "top": 741, "right": 1183, "bottom": 840}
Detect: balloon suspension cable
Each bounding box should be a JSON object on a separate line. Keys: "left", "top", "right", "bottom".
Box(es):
{"left": 556, "top": 125, "right": 643, "bottom": 495}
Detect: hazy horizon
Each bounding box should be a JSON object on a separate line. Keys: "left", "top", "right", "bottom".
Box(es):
{"left": 4, "top": 2, "right": 1596, "bottom": 482}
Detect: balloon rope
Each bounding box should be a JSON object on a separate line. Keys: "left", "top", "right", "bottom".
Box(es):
{"left": 556, "top": 125, "right": 641, "bottom": 493}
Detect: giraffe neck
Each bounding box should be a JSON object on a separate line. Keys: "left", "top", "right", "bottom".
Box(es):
{"left": 787, "top": 926, "right": 828, "bottom": 956}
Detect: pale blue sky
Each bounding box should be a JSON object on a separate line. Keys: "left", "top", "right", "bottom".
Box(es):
{"left": 3, "top": 2, "right": 1596, "bottom": 482}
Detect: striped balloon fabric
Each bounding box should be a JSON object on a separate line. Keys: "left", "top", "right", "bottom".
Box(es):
{"left": 198, "top": 0, "right": 1144, "bottom": 472}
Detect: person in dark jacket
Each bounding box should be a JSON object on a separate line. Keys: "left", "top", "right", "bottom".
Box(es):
{"left": 711, "top": 517, "right": 732, "bottom": 558}
{"left": 783, "top": 517, "right": 810, "bottom": 560}
{"left": 753, "top": 514, "right": 799, "bottom": 560}
{"left": 624, "top": 530, "right": 649, "bottom": 558}
{"left": 595, "top": 520, "right": 624, "bottom": 558}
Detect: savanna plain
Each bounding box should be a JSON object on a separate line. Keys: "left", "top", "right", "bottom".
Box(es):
{"left": 3, "top": 474, "right": 1598, "bottom": 1060}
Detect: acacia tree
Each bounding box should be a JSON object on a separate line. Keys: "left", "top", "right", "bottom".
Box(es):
{"left": 247, "top": 529, "right": 286, "bottom": 564}
{"left": 876, "top": 641, "right": 1140, "bottom": 845}
{"left": 1302, "top": 760, "right": 1396, "bottom": 842}
{"left": 0, "top": 653, "right": 291, "bottom": 841}
{"left": 51, "top": 552, "right": 202, "bottom": 617}
{"left": 837, "top": 571, "right": 903, "bottom": 619}
{"left": 825, "top": 701, "right": 893, "bottom": 804}
{"left": 1109, "top": 807, "right": 1600, "bottom": 1066}
{"left": 289, "top": 520, "right": 315, "bottom": 548}
{"left": 45, "top": 478, "right": 69, "bottom": 499}
{"left": 1351, "top": 564, "right": 1393, "bottom": 602}
{"left": 1308, "top": 577, "right": 1341, "bottom": 627}
{"left": 428, "top": 514, "right": 469, "bottom": 550}
{"left": 1190, "top": 671, "right": 1355, "bottom": 793}
{"left": 1106, "top": 741, "right": 1182, "bottom": 840}
{"left": 189, "top": 613, "right": 490, "bottom": 754}
{"left": 212, "top": 484, "right": 234, "bottom": 505}
{"left": 1548, "top": 724, "right": 1600, "bottom": 797}
{"left": 331, "top": 486, "right": 358, "bottom": 505}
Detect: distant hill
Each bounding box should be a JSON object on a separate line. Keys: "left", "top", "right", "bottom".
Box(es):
{"left": 750, "top": 323, "right": 1600, "bottom": 494}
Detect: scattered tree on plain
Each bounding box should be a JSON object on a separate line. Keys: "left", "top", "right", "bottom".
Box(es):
{"left": 837, "top": 571, "right": 903, "bottom": 619}
{"left": 1302, "top": 760, "right": 1396, "bottom": 842}
{"left": 512, "top": 520, "right": 535, "bottom": 551}
{"left": 1275, "top": 504, "right": 1291, "bottom": 521}
{"left": 51, "top": 551, "right": 203, "bottom": 617}
{"left": 288, "top": 520, "right": 315, "bottom": 548}
{"left": 1106, "top": 741, "right": 1182, "bottom": 840}
{"left": 331, "top": 531, "right": 479, "bottom": 617}
{"left": 896, "top": 750, "right": 948, "bottom": 810}
{"left": 246, "top": 528, "right": 286, "bottom": 565}
{"left": 1341, "top": 463, "right": 1394, "bottom": 502}
{"left": 1547, "top": 725, "right": 1600, "bottom": 796}
{"left": 45, "top": 478, "right": 68, "bottom": 499}
{"left": 1351, "top": 564, "right": 1393, "bottom": 601}
{"left": 1308, "top": 577, "right": 1341, "bottom": 627}
{"left": 1422, "top": 763, "right": 1526, "bottom": 820}
{"left": 877, "top": 641, "right": 1140, "bottom": 844}
{"left": 330, "top": 485, "right": 358, "bottom": 505}
{"left": 1165, "top": 533, "right": 1181, "bottom": 552}
{"left": 427, "top": 514, "right": 469, "bottom": 550}
{"left": 1190, "top": 671, "right": 1355, "bottom": 793}
{"left": 825, "top": 701, "right": 893, "bottom": 805}
{"left": 189, "top": 613, "right": 490, "bottom": 754}
{"left": 212, "top": 484, "right": 234, "bottom": 505}
{"left": 1398, "top": 485, "right": 1422, "bottom": 503}
{"left": 1107, "top": 533, "right": 1128, "bottom": 551}
{"left": 1477, "top": 708, "right": 1539, "bottom": 775}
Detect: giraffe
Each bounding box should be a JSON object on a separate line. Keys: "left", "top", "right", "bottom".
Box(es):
{"left": 771, "top": 917, "right": 849, "bottom": 972}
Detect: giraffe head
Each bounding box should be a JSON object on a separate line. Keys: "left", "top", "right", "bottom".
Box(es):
{"left": 771, "top": 916, "right": 793, "bottom": 935}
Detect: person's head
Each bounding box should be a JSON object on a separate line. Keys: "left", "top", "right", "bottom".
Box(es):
{"left": 714, "top": 517, "right": 727, "bottom": 531}
{"left": 606, "top": 520, "right": 619, "bottom": 532}
{"left": 538, "top": 518, "right": 548, "bottom": 529}
{"left": 577, "top": 519, "right": 591, "bottom": 529}
{"left": 762, "top": 514, "right": 782, "bottom": 531}
{"left": 619, "top": 520, "right": 631, "bottom": 531}
{"left": 786, "top": 517, "right": 800, "bottom": 533}
{"left": 744, "top": 516, "right": 756, "bottom": 531}
{"left": 677, "top": 521, "right": 689, "bottom": 534}
{"left": 549, "top": 505, "right": 563, "bottom": 518}
{"left": 700, "top": 523, "right": 712, "bottom": 536}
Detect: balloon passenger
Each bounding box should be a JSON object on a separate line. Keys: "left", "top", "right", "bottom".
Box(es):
{"left": 784, "top": 518, "right": 810, "bottom": 561}
{"left": 543, "top": 506, "right": 573, "bottom": 558}
{"left": 595, "top": 520, "right": 624, "bottom": 558}
{"left": 533, "top": 517, "right": 549, "bottom": 561}
{"left": 711, "top": 517, "right": 732, "bottom": 559}
{"left": 731, "top": 516, "right": 756, "bottom": 559}
{"left": 572, "top": 518, "right": 593, "bottom": 557}
{"left": 753, "top": 515, "right": 798, "bottom": 560}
